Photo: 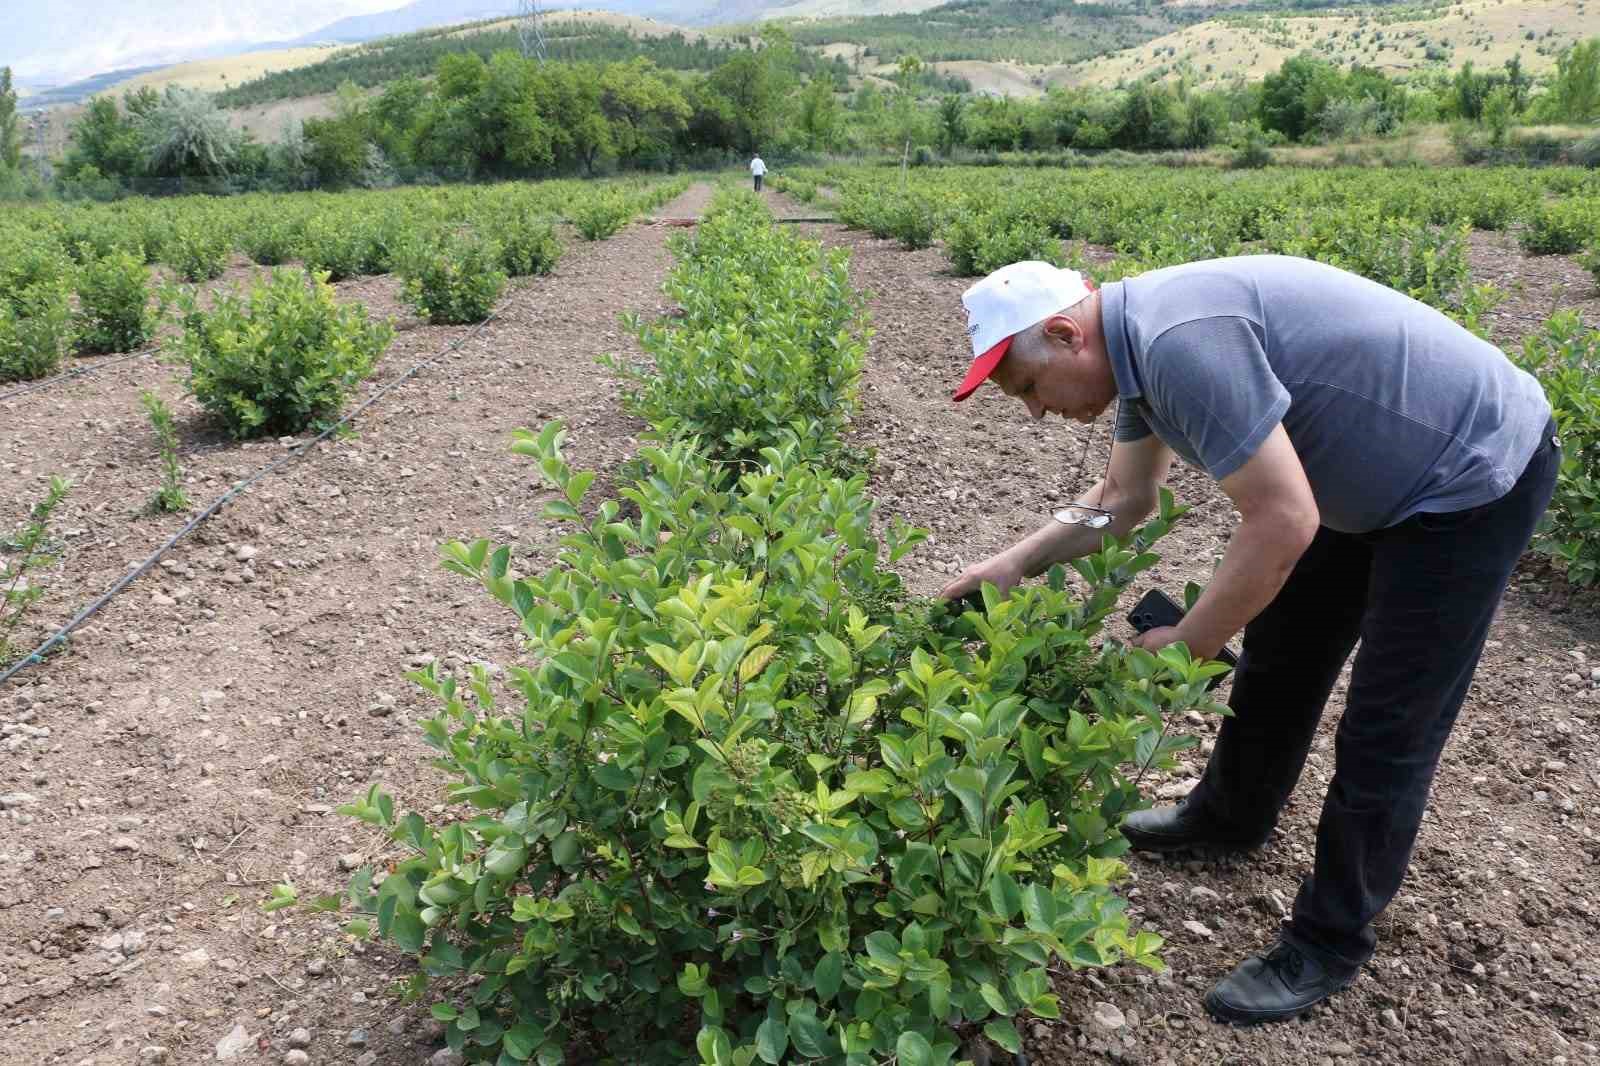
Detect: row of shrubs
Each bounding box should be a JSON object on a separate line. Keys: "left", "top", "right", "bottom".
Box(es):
{"left": 0, "top": 177, "right": 689, "bottom": 387}
{"left": 0, "top": 238, "right": 158, "bottom": 382}
{"left": 336, "top": 188, "right": 1224, "bottom": 1065}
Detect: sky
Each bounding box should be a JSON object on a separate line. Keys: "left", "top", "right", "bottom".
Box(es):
{"left": 6, "top": 1, "right": 411, "bottom": 86}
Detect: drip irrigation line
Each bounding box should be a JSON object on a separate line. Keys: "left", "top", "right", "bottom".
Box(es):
{"left": 0, "top": 347, "right": 158, "bottom": 404}
{"left": 1, "top": 307, "right": 504, "bottom": 687}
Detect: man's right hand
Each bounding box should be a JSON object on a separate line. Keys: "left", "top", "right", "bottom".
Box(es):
{"left": 939, "top": 553, "right": 1024, "bottom": 604}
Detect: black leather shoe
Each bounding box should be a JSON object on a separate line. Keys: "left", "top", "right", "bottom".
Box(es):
{"left": 1119, "top": 797, "right": 1263, "bottom": 855}
{"left": 1204, "top": 940, "right": 1356, "bottom": 1025}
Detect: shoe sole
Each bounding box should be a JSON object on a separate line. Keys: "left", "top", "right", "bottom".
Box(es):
{"left": 1120, "top": 832, "right": 1259, "bottom": 858}
{"left": 1202, "top": 978, "right": 1354, "bottom": 1026}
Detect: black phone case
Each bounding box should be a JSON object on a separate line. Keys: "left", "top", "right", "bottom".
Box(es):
{"left": 1127, "top": 589, "right": 1239, "bottom": 685}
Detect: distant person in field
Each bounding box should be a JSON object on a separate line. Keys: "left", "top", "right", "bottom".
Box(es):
{"left": 944, "top": 258, "right": 1556, "bottom": 1025}
{"left": 749, "top": 153, "right": 766, "bottom": 192}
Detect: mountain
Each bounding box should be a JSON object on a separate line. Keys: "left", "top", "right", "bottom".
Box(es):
{"left": 295, "top": 0, "right": 529, "bottom": 43}
{"left": 3, "top": 0, "right": 406, "bottom": 86}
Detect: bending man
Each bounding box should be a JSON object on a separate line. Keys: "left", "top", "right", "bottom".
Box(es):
{"left": 942, "top": 257, "right": 1556, "bottom": 1024}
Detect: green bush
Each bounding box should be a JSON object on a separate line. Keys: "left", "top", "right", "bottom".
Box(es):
{"left": 339, "top": 422, "right": 1204, "bottom": 1066}
{"left": 168, "top": 218, "right": 232, "bottom": 282}
{"left": 497, "top": 211, "right": 563, "bottom": 277}
{"left": 398, "top": 231, "right": 507, "bottom": 324}
{"left": 572, "top": 192, "right": 633, "bottom": 240}
{"left": 0, "top": 239, "right": 75, "bottom": 382}
{"left": 75, "top": 251, "right": 156, "bottom": 354}
{"left": 240, "top": 215, "right": 304, "bottom": 266}
{"left": 299, "top": 211, "right": 374, "bottom": 281}
{"left": 172, "top": 268, "right": 393, "bottom": 438}
{"left": 943, "top": 210, "right": 1062, "bottom": 277}
{"left": 1515, "top": 312, "right": 1600, "bottom": 586}
{"left": 1518, "top": 199, "right": 1600, "bottom": 255}
{"left": 611, "top": 192, "right": 867, "bottom": 462}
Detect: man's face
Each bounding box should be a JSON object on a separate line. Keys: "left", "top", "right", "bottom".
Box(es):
{"left": 988, "top": 322, "right": 1107, "bottom": 424}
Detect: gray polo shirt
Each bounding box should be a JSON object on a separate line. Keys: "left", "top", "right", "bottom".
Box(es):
{"left": 1105, "top": 255, "right": 1550, "bottom": 534}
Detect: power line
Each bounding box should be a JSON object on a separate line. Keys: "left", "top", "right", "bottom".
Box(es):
{"left": 517, "top": 0, "right": 547, "bottom": 63}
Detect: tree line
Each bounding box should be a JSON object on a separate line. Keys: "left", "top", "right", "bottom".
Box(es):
{"left": 215, "top": 20, "right": 849, "bottom": 109}
{"left": 13, "top": 30, "right": 1600, "bottom": 200}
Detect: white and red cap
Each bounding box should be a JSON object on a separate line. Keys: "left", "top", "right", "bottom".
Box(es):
{"left": 953, "top": 261, "right": 1094, "bottom": 402}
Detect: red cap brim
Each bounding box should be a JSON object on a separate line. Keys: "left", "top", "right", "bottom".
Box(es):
{"left": 952, "top": 335, "right": 1012, "bottom": 402}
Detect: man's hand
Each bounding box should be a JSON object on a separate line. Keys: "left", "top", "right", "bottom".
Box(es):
{"left": 940, "top": 552, "right": 1024, "bottom": 603}
{"left": 1130, "top": 625, "right": 1182, "bottom": 654}
{"left": 1131, "top": 624, "right": 1223, "bottom": 661}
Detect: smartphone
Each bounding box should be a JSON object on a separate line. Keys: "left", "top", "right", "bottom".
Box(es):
{"left": 1127, "top": 589, "right": 1238, "bottom": 688}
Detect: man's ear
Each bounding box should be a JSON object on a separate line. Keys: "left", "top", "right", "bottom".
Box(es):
{"left": 1041, "top": 314, "right": 1083, "bottom": 353}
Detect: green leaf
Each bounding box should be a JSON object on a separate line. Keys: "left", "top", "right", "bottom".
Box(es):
{"left": 504, "top": 1023, "right": 545, "bottom": 1060}
{"left": 814, "top": 952, "right": 844, "bottom": 1003}
{"left": 895, "top": 1031, "right": 934, "bottom": 1066}
{"left": 755, "top": 1017, "right": 788, "bottom": 1064}
{"left": 983, "top": 1018, "right": 1021, "bottom": 1054}
{"left": 392, "top": 907, "right": 426, "bottom": 952}
{"left": 787, "top": 1012, "right": 831, "bottom": 1058}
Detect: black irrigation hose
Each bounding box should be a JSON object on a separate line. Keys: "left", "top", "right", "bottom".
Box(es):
{"left": 0, "top": 346, "right": 159, "bottom": 404}
{"left": 0, "top": 307, "right": 504, "bottom": 686}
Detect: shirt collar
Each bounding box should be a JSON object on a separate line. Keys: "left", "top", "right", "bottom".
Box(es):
{"left": 1100, "top": 280, "right": 1142, "bottom": 402}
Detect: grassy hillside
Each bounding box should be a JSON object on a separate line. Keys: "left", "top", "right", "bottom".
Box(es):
{"left": 109, "top": 45, "right": 347, "bottom": 95}
{"left": 1064, "top": 0, "right": 1599, "bottom": 87}
{"left": 210, "top": 16, "right": 767, "bottom": 108}
{"left": 778, "top": 0, "right": 1193, "bottom": 67}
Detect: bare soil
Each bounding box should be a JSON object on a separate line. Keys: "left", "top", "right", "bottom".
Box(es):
{"left": 2, "top": 182, "right": 1598, "bottom": 1066}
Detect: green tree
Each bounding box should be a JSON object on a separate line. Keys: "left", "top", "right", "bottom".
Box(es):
{"left": 65, "top": 96, "right": 145, "bottom": 178}
{"left": 0, "top": 67, "right": 20, "bottom": 172}
{"left": 598, "top": 59, "right": 690, "bottom": 168}
{"left": 703, "top": 51, "right": 783, "bottom": 152}
{"left": 797, "top": 74, "right": 842, "bottom": 151}
{"left": 141, "top": 87, "right": 239, "bottom": 177}
{"left": 370, "top": 76, "right": 429, "bottom": 163}
{"left": 1259, "top": 53, "right": 1342, "bottom": 141}
{"left": 1552, "top": 38, "right": 1600, "bottom": 122}
{"left": 936, "top": 93, "right": 965, "bottom": 155}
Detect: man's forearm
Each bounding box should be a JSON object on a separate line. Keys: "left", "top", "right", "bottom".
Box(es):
{"left": 1176, "top": 515, "right": 1312, "bottom": 659}
{"left": 1005, "top": 478, "right": 1155, "bottom": 579}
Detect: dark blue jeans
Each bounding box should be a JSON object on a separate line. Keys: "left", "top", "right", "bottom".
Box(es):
{"left": 1188, "top": 421, "right": 1560, "bottom": 974}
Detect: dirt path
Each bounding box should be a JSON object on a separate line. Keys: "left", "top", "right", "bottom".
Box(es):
{"left": 757, "top": 185, "right": 1600, "bottom": 1066}
{"left": 0, "top": 183, "right": 714, "bottom": 1066}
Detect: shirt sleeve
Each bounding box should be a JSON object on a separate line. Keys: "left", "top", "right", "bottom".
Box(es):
{"left": 1113, "top": 398, "right": 1152, "bottom": 443}
{"left": 1143, "top": 316, "right": 1290, "bottom": 480}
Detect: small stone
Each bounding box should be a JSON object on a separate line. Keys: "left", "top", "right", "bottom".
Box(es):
{"left": 122, "top": 929, "right": 146, "bottom": 954}
{"left": 1326, "top": 1042, "right": 1355, "bottom": 1056}
{"left": 1091, "top": 1001, "right": 1126, "bottom": 1030}
{"left": 138, "top": 1048, "right": 171, "bottom": 1065}
{"left": 1543, "top": 760, "right": 1568, "bottom": 772}
{"left": 283, "top": 1054, "right": 310, "bottom": 1066}
{"left": 430, "top": 1052, "right": 465, "bottom": 1066}
{"left": 112, "top": 836, "right": 141, "bottom": 852}
{"left": 306, "top": 958, "right": 328, "bottom": 976}
{"left": 1182, "top": 919, "right": 1214, "bottom": 939}
{"left": 1590, "top": 666, "right": 1600, "bottom": 682}
{"left": 1380, "top": 1007, "right": 1402, "bottom": 1030}
{"left": 346, "top": 1029, "right": 368, "bottom": 1048}
{"left": 1156, "top": 779, "right": 1197, "bottom": 800}
{"left": 1189, "top": 886, "right": 1221, "bottom": 903}
{"left": 288, "top": 1028, "right": 312, "bottom": 1049}
{"left": 216, "top": 1024, "right": 252, "bottom": 1060}
{"left": 0, "top": 793, "right": 38, "bottom": 808}
{"left": 100, "top": 933, "right": 124, "bottom": 953}
{"left": 356, "top": 1054, "right": 377, "bottom": 1066}
{"left": 338, "top": 852, "right": 362, "bottom": 871}
{"left": 235, "top": 545, "right": 257, "bottom": 562}
{"left": 151, "top": 593, "right": 176, "bottom": 607}
{"left": 181, "top": 947, "right": 211, "bottom": 967}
